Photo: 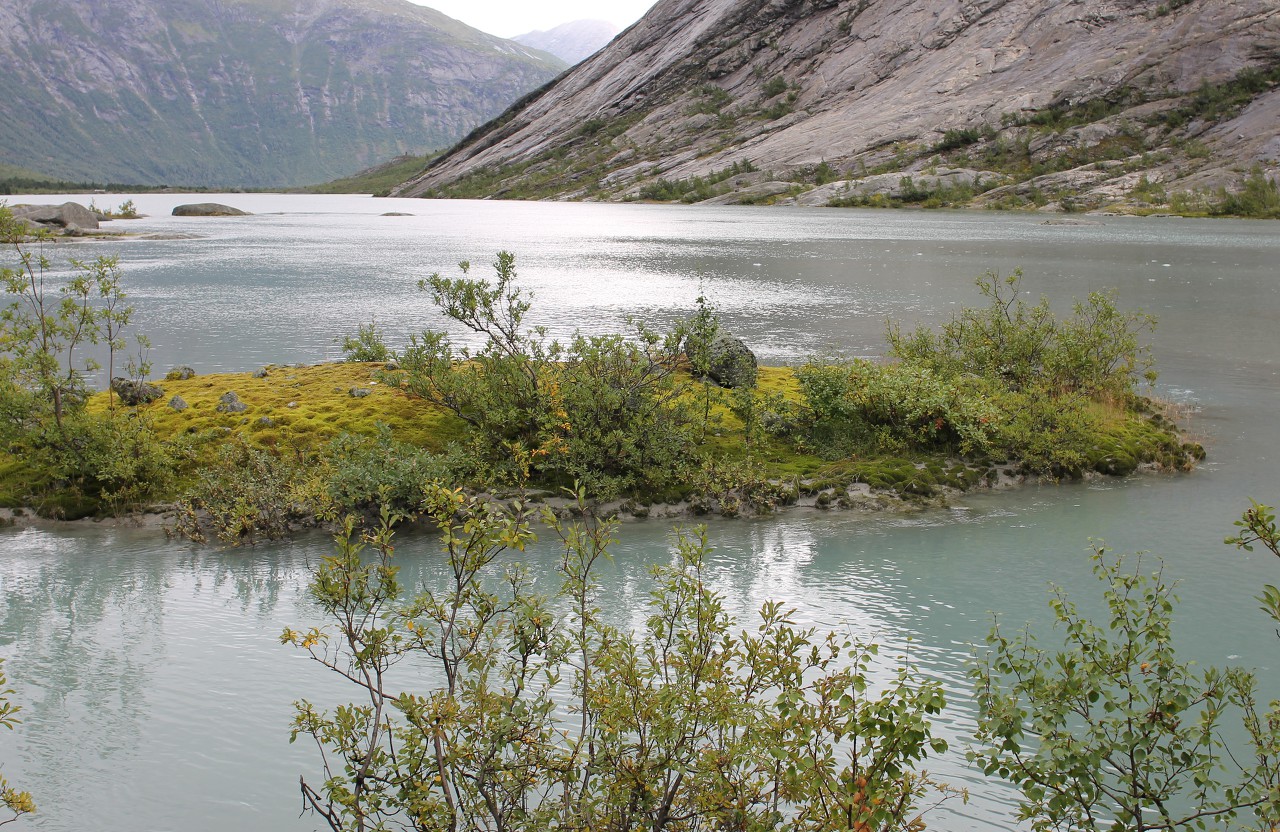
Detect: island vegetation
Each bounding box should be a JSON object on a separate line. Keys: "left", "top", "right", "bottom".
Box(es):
{"left": 0, "top": 206, "right": 1200, "bottom": 538}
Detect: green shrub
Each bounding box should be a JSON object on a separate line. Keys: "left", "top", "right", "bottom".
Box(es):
{"left": 393, "top": 253, "right": 701, "bottom": 497}
{"left": 887, "top": 269, "right": 1156, "bottom": 398}
{"left": 340, "top": 320, "right": 393, "bottom": 362}
{"left": 323, "top": 424, "right": 448, "bottom": 516}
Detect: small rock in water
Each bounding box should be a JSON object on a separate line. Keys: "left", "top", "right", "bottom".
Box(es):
{"left": 168, "top": 395, "right": 188, "bottom": 412}
{"left": 216, "top": 391, "right": 248, "bottom": 413}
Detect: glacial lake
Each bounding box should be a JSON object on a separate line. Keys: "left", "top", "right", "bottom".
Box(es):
{"left": 0, "top": 193, "right": 1277, "bottom": 831}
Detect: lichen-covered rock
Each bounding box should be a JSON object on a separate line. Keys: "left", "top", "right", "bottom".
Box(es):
{"left": 349, "top": 387, "right": 373, "bottom": 398}
{"left": 165, "top": 366, "right": 196, "bottom": 381}
{"left": 253, "top": 366, "right": 270, "bottom": 378}
{"left": 168, "top": 395, "right": 188, "bottom": 412}
{"left": 109, "top": 377, "right": 164, "bottom": 405}
{"left": 707, "top": 336, "right": 757, "bottom": 389}
{"left": 216, "top": 391, "right": 248, "bottom": 413}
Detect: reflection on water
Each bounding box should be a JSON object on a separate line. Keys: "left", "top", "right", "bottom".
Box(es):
{"left": 0, "top": 197, "right": 1277, "bottom": 831}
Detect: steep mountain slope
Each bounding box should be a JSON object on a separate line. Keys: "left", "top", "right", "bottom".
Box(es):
{"left": 395, "top": 0, "right": 1279, "bottom": 211}
{"left": 0, "top": 0, "right": 565, "bottom": 188}
{"left": 514, "top": 20, "right": 621, "bottom": 65}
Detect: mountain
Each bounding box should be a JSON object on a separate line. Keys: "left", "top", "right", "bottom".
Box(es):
{"left": 514, "top": 20, "right": 621, "bottom": 65}
{"left": 0, "top": 0, "right": 566, "bottom": 188}
{"left": 393, "top": 0, "right": 1280, "bottom": 212}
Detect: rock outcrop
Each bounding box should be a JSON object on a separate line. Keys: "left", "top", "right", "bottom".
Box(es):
{"left": 0, "top": 0, "right": 565, "bottom": 188}
{"left": 9, "top": 202, "right": 100, "bottom": 232}
{"left": 172, "top": 203, "right": 251, "bottom": 217}
{"left": 395, "top": 0, "right": 1280, "bottom": 211}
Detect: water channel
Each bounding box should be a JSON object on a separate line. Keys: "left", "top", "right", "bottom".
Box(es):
{"left": 0, "top": 194, "right": 1277, "bottom": 831}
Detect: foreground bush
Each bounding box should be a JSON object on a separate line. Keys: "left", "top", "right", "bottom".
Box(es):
{"left": 972, "top": 549, "right": 1280, "bottom": 831}
{"left": 284, "top": 489, "right": 955, "bottom": 832}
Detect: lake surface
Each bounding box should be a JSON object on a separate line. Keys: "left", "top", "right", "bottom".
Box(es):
{"left": 0, "top": 194, "right": 1277, "bottom": 831}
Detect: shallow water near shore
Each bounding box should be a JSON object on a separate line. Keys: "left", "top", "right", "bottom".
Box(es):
{"left": 0, "top": 195, "right": 1277, "bottom": 831}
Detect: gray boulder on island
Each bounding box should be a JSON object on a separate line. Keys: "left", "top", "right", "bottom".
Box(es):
{"left": 215, "top": 391, "right": 248, "bottom": 413}
{"left": 172, "top": 203, "right": 251, "bottom": 217}
{"left": 109, "top": 377, "right": 164, "bottom": 405}
{"left": 10, "top": 202, "right": 100, "bottom": 231}
{"left": 706, "top": 336, "right": 758, "bottom": 389}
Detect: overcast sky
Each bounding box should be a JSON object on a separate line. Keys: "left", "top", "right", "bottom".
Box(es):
{"left": 408, "top": 0, "right": 656, "bottom": 38}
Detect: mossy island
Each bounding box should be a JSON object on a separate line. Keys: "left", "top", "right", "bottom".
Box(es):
{"left": 0, "top": 209, "right": 1203, "bottom": 541}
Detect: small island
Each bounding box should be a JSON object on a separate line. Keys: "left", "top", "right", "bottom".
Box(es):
{"left": 0, "top": 208, "right": 1200, "bottom": 540}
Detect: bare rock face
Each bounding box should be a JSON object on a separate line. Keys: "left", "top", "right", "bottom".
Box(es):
{"left": 395, "top": 0, "right": 1280, "bottom": 209}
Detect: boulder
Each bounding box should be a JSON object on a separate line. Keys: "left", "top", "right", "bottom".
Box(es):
{"left": 172, "top": 203, "right": 251, "bottom": 217}
{"left": 707, "top": 336, "right": 758, "bottom": 389}
{"left": 165, "top": 365, "right": 196, "bottom": 381}
{"left": 215, "top": 391, "right": 248, "bottom": 413}
{"left": 10, "top": 202, "right": 100, "bottom": 230}
{"left": 168, "top": 395, "right": 189, "bottom": 412}
{"left": 349, "top": 387, "right": 373, "bottom": 398}
{"left": 109, "top": 377, "right": 164, "bottom": 405}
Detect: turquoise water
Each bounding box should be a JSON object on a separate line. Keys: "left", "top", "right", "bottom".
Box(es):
{"left": 0, "top": 195, "right": 1277, "bottom": 831}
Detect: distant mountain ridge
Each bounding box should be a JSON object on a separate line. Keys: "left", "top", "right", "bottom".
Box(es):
{"left": 395, "top": 0, "right": 1280, "bottom": 212}
{"left": 0, "top": 0, "right": 566, "bottom": 188}
{"left": 514, "top": 20, "right": 621, "bottom": 65}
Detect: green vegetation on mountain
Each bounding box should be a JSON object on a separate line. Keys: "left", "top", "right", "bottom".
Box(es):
{"left": 306, "top": 154, "right": 438, "bottom": 196}
{"left": 0, "top": 0, "right": 564, "bottom": 189}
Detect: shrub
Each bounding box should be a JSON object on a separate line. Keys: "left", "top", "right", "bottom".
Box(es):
{"left": 174, "top": 438, "right": 313, "bottom": 544}
{"left": 971, "top": 549, "right": 1280, "bottom": 831}
{"left": 392, "top": 253, "right": 700, "bottom": 496}
{"left": 284, "top": 490, "right": 954, "bottom": 832}
{"left": 887, "top": 269, "right": 1156, "bottom": 398}
{"left": 340, "top": 320, "right": 393, "bottom": 362}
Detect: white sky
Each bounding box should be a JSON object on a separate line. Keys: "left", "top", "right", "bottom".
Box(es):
{"left": 408, "top": 0, "right": 656, "bottom": 38}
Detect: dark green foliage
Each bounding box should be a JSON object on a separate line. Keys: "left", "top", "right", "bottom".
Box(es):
{"left": 886, "top": 269, "right": 1156, "bottom": 398}
{"left": 796, "top": 271, "right": 1175, "bottom": 479}
{"left": 762, "top": 75, "right": 788, "bottom": 98}
{"left": 322, "top": 425, "right": 448, "bottom": 517}
{"left": 340, "top": 321, "right": 394, "bottom": 363}
{"left": 1153, "top": 63, "right": 1280, "bottom": 130}
{"left": 1208, "top": 168, "right": 1280, "bottom": 219}
{"left": 174, "top": 438, "right": 311, "bottom": 544}
{"left": 637, "top": 160, "right": 758, "bottom": 202}
{"left": 0, "top": 206, "right": 173, "bottom": 514}
{"left": 933, "top": 128, "right": 983, "bottom": 152}
{"left": 392, "top": 253, "right": 698, "bottom": 496}
{"left": 971, "top": 549, "right": 1280, "bottom": 831}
